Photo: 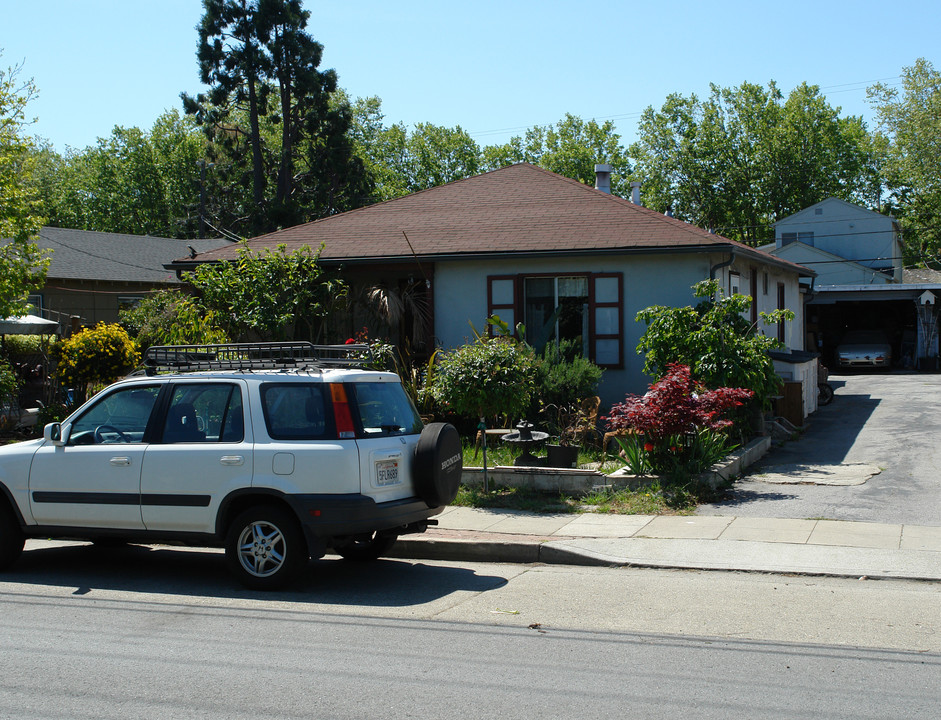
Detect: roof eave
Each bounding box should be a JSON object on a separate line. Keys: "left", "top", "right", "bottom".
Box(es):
{"left": 170, "top": 242, "right": 814, "bottom": 277}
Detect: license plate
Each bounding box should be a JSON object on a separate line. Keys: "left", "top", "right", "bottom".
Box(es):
{"left": 376, "top": 459, "right": 400, "bottom": 486}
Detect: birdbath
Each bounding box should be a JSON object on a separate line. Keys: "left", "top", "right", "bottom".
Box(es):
{"left": 501, "top": 420, "right": 549, "bottom": 466}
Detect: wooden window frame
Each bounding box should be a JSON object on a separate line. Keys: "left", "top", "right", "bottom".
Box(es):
{"left": 487, "top": 271, "right": 623, "bottom": 369}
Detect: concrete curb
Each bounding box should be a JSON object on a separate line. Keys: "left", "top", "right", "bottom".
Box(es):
{"left": 391, "top": 537, "right": 542, "bottom": 564}
{"left": 391, "top": 536, "right": 617, "bottom": 567}
{"left": 391, "top": 532, "right": 941, "bottom": 582}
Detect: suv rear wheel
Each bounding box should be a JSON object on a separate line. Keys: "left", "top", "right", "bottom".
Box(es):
{"left": 333, "top": 532, "right": 398, "bottom": 561}
{"left": 0, "top": 503, "right": 25, "bottom": 571}
{"left": 225, "top": 505, "right": 307, "bottom": 590}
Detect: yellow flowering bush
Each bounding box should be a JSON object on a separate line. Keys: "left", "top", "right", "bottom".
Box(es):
{"left": 53, "top": 323, "right": 140, "bottom": 403}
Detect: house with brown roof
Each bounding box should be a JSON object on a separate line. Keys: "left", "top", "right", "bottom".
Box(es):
{"left": 170, "top": 163, "right": 813, "bottom": 405}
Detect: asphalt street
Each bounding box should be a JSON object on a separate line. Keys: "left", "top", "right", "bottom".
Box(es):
{"left": 1, "top": 549, "right": 939, "bottom": 719}
{"left": 699, "top": 371, "right": 941, "bottom": 526}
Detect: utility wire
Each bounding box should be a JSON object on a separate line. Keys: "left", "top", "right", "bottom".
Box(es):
{"left": 43, "top": 236, "right": 180, "bottom": 275}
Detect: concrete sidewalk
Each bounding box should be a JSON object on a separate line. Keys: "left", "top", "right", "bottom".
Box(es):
{"left": 391, "top": 506, "right": 941, "bottom": 582}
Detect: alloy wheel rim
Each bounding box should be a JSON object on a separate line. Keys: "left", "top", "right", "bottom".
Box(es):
{"left": 237, "top": 521, "right": 286, "bottom": 577}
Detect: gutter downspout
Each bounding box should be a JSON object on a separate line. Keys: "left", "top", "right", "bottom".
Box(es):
{"left": 804, "top": 275, "right": 816, "bottom": 304}
{"left": 709, "top": 252, "right": 735, "bottom": 282}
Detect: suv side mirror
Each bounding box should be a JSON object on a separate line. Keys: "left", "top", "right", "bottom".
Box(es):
{"left": 43, "top": 422, "right": 68, "bottom": 446}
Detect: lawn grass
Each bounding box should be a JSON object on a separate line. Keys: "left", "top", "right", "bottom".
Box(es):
{"left": 453, "top": 481, "right": 699, "bottom": 515}
{"left": 461, "top": 440, "right": 607, "bottom": 470}
{"left": 456, "top": 439, "right": 702, "bottom": 515}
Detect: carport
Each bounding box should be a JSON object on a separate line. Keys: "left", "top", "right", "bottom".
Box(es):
{"left": 806, "top": 284, "right": 941, "bottom": 370}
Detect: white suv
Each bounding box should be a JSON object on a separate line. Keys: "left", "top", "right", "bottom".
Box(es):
{"left": 0, "top": 343, "right": 462, "bottom": 589}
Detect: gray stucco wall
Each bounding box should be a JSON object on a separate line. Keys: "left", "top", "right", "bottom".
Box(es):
{"left": 432, "top": 252, "right": 805, "bottom": 409}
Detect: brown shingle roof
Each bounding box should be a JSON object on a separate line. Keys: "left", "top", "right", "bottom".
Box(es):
{"left": 179, "top": 164, "right": 811, "bottom": 274}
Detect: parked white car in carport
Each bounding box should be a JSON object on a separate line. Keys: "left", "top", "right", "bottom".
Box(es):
{"left": 836, "top": 330, "right": 893, "bottom": 369}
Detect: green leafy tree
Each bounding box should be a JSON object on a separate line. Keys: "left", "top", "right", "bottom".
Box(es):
{"left": 635, "top": 280, "right": 793, "bottom": 409}
{"left": 52, "top": 127, "right": 166, "bottom": 234}
{"left": 120, "top": 290, "right": 229, "bottom": 352}
{"left": 349, "top": 104, "right": 630, "bottom": 200}
{"left": 182, "top": 0, "right": 368, "bottom": 234}
{"left": 347, "top": 95, "right": 480, "bottom": 200}
{"left": 347, "top": 95, "right": 405, "bottom": 201}
{"left": 186, "top": 242, "right": 345, "bottom": 341}
{"left": 868, "top": 59, "right": 941, "bottom": 266}
{"left": 36, "top": 110, "right": 206, "bottom": 237}
{"left": 52, "top": 323, "right": 140, "bottom": 404}
{"left": 0, "top": 53, "right": 49, "bottom": 317}
{"left": 482, "top": 113, "right": 632, "bottom": 196}
{"left": 630, "top": 82, "right": 874, "bottom": 244}
{"left": 405, "top": 122, "right": 480, "bottom": 191}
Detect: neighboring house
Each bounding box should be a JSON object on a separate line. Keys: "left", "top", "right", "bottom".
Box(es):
{"left": 762, "top": 199, "right": 941, "bottom": 368}
{"left": 767, "top": 198, "right": 903, "bottom": 284}
{"left": 169, "top": 163, "right": 813, "bottom": 406}
{"left": 14, "top": 227, "right": 234, "bottom": 330}
{"left": 762, "top": 241, "right": 896, "bottom": 287}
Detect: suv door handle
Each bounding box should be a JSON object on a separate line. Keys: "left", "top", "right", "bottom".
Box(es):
{"left": 109, "top": 457, "right": 132, "bottom": 466}
{"left": 220, "top": 455, "right": 244, "bottom": 466}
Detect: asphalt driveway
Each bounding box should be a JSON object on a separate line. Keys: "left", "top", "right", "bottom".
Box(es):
{"left": 699, "top": 371, "right": 941, "bottom": 527}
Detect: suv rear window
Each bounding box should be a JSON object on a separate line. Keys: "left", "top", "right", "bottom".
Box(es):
{"left": 347, "top": 382, "right": 423, "bottom": 437}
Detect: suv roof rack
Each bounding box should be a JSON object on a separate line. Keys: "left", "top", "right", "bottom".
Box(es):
{"left": 139, "top": 342, "right": 374, "bottom": 374}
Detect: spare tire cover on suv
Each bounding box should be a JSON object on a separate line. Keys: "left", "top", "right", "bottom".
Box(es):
{"left": 413, "top": 422, "right": 462, "bottom": 507}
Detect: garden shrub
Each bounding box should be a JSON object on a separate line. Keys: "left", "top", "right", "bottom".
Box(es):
{"left": 0, "top": 334, "right": 44, "bottom": 356}
{"left": 432, "top": 336, "right": 535, "bottom": 427}
{"left": 605, "top": 363, "right": 753, "bottom": 482}
{"left": 120, "top": 290, "right": 229, "bottom": 352}
{"left": 636, "top": 279, "right": 793, "bottom": 410}
{"left": 0, "top": 360, "right": 18, "bottom": 402}
{"left": 52, "top": 323, "right": 140, "bottom": 404}
{"left": 532, "top": 338, "right": 604, "bottom": 410}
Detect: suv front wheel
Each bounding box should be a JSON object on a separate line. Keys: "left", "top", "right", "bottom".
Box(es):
{"left": 225, "top": 505, "right": 308, "bottom": 590}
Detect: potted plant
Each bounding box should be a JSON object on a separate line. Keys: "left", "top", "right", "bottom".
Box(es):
{"left": 543, "top": 401, "right": 582, "bottom": 468}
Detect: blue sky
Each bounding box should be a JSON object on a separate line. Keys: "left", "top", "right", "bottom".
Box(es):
{"left": 3, "top": 0, "right": 940, "bottom": 153}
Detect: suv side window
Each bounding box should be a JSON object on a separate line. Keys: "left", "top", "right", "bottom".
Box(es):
{"left": 69, "top": 385, "right": 160, "bottom": 444}
{"left": 161, "top": 383, "right": 243, "bottom": 443}
{"left": 261, "top": 384, "right": 333, "bottom": 440}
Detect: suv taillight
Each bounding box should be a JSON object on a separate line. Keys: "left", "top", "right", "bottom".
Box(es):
{"left": 329, "top": 383, "right": 356, "bottom": 439}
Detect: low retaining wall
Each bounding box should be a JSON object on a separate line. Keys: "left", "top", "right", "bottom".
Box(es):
{"left": 462, "top": 465, "right": 606, "bottom": 494}
{"left": 462, "top": 435, "right": 771, "bottom": 494}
